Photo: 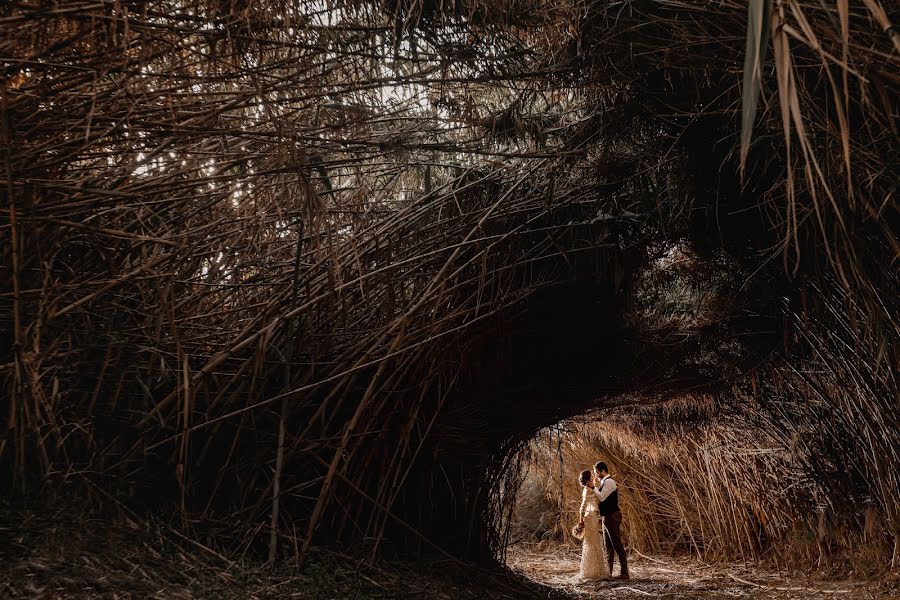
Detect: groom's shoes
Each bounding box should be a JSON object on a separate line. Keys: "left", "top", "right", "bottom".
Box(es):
{"left": 617, "top": 572, "right": 630, "bottom": 580}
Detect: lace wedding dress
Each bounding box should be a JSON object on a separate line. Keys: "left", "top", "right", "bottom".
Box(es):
{"left": 580, "top": 487, "right": 610, "bottom": 580}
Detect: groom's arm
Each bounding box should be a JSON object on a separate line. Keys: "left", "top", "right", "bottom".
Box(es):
{"left": 593, "top": 477, "right": 617, "bottom": 501}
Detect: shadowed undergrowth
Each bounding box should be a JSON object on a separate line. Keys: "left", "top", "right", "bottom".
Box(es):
{"left": 0, "top": 498, "right": 567, "bottom": 600}
{"left": 1, "top": 0, "right": 897, "bottom": 572}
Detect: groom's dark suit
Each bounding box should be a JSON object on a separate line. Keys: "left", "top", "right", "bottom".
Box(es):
{"left": 594, "top": 475, "right": 628, "bottom": 578}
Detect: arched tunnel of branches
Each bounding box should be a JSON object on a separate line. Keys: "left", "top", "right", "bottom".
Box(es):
{"left": 1, "top": 0, "right": 898, "bottom": 574}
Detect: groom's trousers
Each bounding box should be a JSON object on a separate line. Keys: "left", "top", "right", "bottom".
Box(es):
{"left": 602, "top": 511, "right": 628, "bottom": 576}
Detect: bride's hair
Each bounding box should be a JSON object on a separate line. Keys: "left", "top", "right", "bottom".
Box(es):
{"left": 579, "top": 470, "right": 591, "bottom": 486}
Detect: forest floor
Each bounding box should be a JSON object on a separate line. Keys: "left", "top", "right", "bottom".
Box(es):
{"left": 0, "top": 499, "right": 568, "bottom": 600}
{"left": 4, "top": 498, "right": 897, "bottom": 599}
{"left": 507, "top": 542, "right": 899, "bottom": 600}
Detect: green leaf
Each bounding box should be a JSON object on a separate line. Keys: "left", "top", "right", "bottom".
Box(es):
{"left": 740, "top": 0, "right": 772, "bottom": 176}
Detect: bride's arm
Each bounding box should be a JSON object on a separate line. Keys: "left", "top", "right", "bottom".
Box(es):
{"left": 579, "top": 487, "right": 587, "bottom": 521}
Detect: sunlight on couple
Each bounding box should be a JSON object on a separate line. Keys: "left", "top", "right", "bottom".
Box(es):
{"left": 572, "top": 462, "right": 629, "bottom": 581}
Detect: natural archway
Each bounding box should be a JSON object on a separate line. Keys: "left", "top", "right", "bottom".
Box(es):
{"left": 1, "top": 1, "right": 897, "bottom": 596}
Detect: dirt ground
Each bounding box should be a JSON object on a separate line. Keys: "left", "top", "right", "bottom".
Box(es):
{"left": 1, "top": 500, "right": 568, "bottom": 600}
{"left": 507, "top": 543, "right": 899, "bottom": 600}
{"left": 4, "top": 499, "right": 897, "bottom": 599}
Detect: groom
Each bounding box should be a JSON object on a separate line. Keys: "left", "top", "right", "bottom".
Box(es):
{"left": 592, "top": 461, "right": 629, "bottom": 579}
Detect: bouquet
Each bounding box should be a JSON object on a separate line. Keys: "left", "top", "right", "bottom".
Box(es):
{"left": 571, "top": 520, "right": 585, "bottom": 540}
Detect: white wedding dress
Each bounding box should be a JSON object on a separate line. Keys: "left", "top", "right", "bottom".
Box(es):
{"left": 579, "top": 487, "right": 610, "bottom": 580}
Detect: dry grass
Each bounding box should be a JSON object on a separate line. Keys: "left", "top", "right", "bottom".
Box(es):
{"left": 513, "top": 365, "right": 897, "bottom": 573}
{"left": 0, "top": 497, "right": 569, "bottom": 600}
{"left": 1, "top": 0, "right": 897, "bottom": 568}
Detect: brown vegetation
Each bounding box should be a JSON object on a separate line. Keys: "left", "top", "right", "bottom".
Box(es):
{"left": 1, "top": 498, "right": 567, "bottom": 599}
{"left": 1, "top": 0, "right": 897, "bottom": 575}
{"left": 514, "top": 390, "right": 896, "bottom": 573}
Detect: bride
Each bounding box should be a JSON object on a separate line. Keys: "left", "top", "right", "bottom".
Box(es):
{"left": 577, "top": 469, "right": 610, "bottom": 580}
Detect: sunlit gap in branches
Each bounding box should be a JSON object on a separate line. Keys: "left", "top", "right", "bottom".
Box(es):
{"left": 100, "top": 0, "right": 588, "bottom": 300}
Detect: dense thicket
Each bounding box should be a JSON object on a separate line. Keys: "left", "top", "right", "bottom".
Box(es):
{"left": 1, "top": 0, "right": 897, "bottom": 566}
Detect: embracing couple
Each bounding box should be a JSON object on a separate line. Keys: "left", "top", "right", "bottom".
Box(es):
{"left": 576, "top": 462, "right": 629, "bottom": 581}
